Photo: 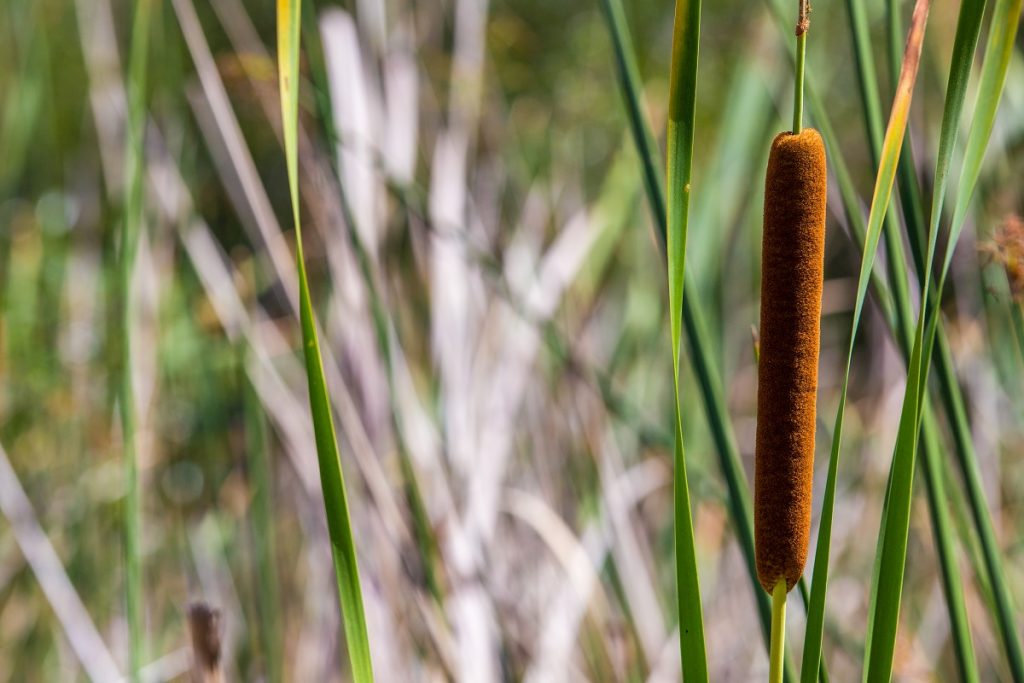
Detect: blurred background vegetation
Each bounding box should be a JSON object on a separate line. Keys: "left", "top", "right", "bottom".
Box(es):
{"left": 0, "top": 0, "right": 1022, "bottom": 680}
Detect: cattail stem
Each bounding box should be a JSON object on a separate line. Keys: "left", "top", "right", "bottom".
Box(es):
{"left": 793, "top": 0, "right": 810, "bottom": 132}
{"left": 769, "top": 579, "right": 787, "bottom": 683}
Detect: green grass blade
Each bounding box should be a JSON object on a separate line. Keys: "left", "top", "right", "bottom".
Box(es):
{"left": 865, "top": 316, "right": 927, "bottom": 683}
{"left": 294, "top": 10, "right": 444, "bottom": 606}
{"left": 845, "top": 0, "right": 886, "bottom": 168}
{"left": 918, "top": 406, "right": 977, "bottom": 682}
{"left": 864, "top": 0, "right": 986, "bottom": 679}
{"left": 597, "top": 0, "right": 666, "bottom": 226}
{"left": 949, "top": 0, "right": 1021, "bottom": 246}
{"left": 600, "top": 0, "right": 758, "bottom": 633}
{"left": 939, "top": 3, "right": 1024, "bottom": 677}
{"left": 120, "top": 1, "right": 153, "bottom": 678}
{"left": 666, "top": 1, "right": 708, "bottom": 678}
{"left": 276, "top": 1, "right": 374, "bottom": 681}
{"left": 801, "top": 3, "right": 932, "bottom": 681}
{"left": 845, "top": 0, "right": 922, "bottom": 361}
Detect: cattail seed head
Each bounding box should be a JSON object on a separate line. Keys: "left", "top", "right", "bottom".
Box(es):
{"left": 755, "top": 128, "right": 827, "bottom": 594}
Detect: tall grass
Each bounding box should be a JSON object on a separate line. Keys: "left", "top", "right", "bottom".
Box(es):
{"left": 276, "top": 1, "right": 373, "bottom": 680}
{"left": 665, "top": 1, "right": 707, "bottom": 678}
{"left": 120, "top": 0, "right": 154, "bottom": 677}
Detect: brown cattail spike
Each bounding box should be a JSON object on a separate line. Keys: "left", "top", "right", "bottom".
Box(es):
{"left": 755, "top": 128, "right": 826, "bottom": 594}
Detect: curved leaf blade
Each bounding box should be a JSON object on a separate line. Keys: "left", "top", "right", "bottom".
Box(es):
{"left": 276, "top": 2, "right": 375, "bottom": 681}
{"left": 666, "top": 1, "right": 709, "bottom": 679}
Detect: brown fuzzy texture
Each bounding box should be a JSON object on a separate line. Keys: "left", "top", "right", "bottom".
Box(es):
{"left": 755, "top": 128, "right": 827, "bottom": 594}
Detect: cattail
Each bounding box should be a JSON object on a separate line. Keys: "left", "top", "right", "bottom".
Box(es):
{"left": 755, "top": 127, "right": 827, "bottom": 594}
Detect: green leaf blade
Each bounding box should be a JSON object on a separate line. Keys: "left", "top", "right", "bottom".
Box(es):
{"left": 277, "top": 2, "right": 375, "bottom": 681}
{"left": 121, "top": 0, "right": 154, "bottom": 678}
{"left": 666, "top": 1, "right": 708, "bottom": 679}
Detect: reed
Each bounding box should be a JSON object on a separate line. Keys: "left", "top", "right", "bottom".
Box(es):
{"left": 120, "top": 0, "right": 153, "bottom": 678}
{"left": 276, "top": 1, "right": 374, "bottom": 680}
{"left": 665, "top": 0, "right": 708, "bottom": 678}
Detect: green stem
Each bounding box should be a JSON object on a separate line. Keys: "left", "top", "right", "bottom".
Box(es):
{"left": 793, "top": 36, "right": 805, "bottom": 132}
{"left": 121, "top": 0, "right": 153, "bottom": 678}
{"left": 770, "top": 581, "right": 787, "bottom": 683}
{"left": 920, "top": 407, "right": 979, "bottom": 682}
{"left": 793, "top": 1, "right": 808, "bottom": 132}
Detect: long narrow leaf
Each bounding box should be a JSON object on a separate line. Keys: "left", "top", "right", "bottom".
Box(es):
{"left": 801, "top": 2, "right": 931, "bottom": 680}
{"left": 276, "top": 1, "right": 374, "bottom": 681}
{"left": 947, "top": 0, "right": 1020, "bottom": 263}
{"left": 296, "top": 7, "right": 445, "bottom": 606}
{"left": 885, "top": 0, "right": 929, "bottom": 278}
{"left": 864, "top": 0, "right": 986, "bottom": 679}
{"left": 665, "top": 1, "right": 708, "bottom": 678}
{"left": 918, "top": 405, "right": 978, "bottom": 682}
{"left": 121, "top": 1, "right": 153, "bottom": 678}
{"left": 936, "top": 3, "right": 1024, "bottom": 677}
